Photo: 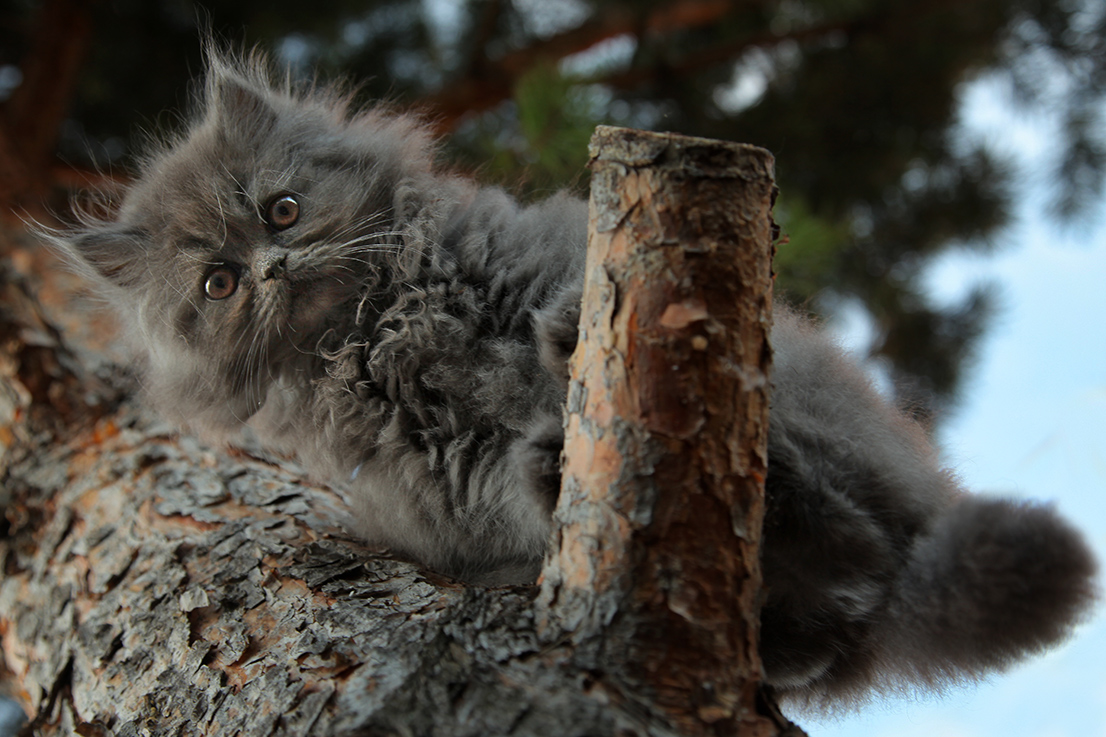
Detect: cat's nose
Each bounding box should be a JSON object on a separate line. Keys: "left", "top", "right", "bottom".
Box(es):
{"left": 258, "top": 250, "right": 288, "bottom": 280}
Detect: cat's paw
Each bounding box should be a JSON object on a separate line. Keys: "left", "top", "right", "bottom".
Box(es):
{"left": 510, "top": 414, "right": 565, "bottom": 513}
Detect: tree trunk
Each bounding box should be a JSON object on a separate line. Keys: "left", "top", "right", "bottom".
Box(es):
{"left": 0, "top": 128, "right": 797, "bottom": 736}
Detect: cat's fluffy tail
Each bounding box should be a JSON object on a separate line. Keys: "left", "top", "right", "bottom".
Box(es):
{"left": 874, "top": 495, "right": 1097, "bottom": 691}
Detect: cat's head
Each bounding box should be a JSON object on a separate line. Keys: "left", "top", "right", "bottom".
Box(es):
{"left": 58, "top": 49, "right": 437, "bottom": 438}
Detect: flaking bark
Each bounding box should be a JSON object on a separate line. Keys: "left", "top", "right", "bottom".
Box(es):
{"left": 0, "top": 129, "right": 796, "bottom": 736}
{"left": 539, "top": 127, "right": 778, "bottom": 736}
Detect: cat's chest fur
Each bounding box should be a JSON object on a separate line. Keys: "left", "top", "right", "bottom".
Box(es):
{"left": 246, "top": 187, "right": 586, "bottom": 581}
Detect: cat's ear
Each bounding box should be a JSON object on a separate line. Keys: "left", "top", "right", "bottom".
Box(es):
{"left": 207, "top": 68, "right": 278, "bottom": 137}
{"left": 62, "top": 226, "right": 150, "bottom": 289}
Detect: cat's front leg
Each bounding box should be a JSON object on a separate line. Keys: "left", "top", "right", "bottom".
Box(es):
{"left": 510, "top": 413, "right": 564, "bottom": 515}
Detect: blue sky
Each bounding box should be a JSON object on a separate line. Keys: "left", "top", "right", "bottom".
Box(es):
{"left": 805, "top": 73, "right": 1106, "bottom": 737}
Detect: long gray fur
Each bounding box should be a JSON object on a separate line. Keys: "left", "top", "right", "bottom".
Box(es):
{"left": 53, "top": 49, "right": 1097, "bottom": 708}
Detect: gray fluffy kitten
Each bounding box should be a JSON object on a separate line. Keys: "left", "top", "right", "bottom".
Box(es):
{"left": 57, "top": 51, "right": 1096, "bottom": 706}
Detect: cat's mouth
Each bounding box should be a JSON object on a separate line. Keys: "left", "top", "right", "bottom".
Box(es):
{"left": 255, "top": 267, "right": 355, "bottom": 344}
{"left": 289, "top": 277, "right": 352, "bottom": 330}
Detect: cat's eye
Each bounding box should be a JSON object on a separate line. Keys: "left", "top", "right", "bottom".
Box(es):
{"left": 204, "top": 265, "right": 239, "bottom": 300}
{"left": 266, "top": 195, "right": 300, "bottom": 230}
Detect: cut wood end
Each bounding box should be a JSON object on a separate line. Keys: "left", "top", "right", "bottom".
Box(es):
{"left": 588, "top": 125, "right": 775, "bottom": 181}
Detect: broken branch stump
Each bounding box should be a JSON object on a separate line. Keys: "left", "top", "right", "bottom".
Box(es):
{"left": 538, "top": 126, "right": 778, "bottom": 736}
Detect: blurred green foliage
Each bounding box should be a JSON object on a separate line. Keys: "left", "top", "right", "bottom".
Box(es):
{"left": 449, "top": 63, "right": 599, "bottom": 195}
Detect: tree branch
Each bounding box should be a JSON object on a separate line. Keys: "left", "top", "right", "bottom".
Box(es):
{"left": 419, "top": 0, "right": 752, "bottom": 129}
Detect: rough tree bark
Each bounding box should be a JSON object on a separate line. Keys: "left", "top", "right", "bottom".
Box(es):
{"left": 0, "top": 128, "right": 795, "bottom": 736}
